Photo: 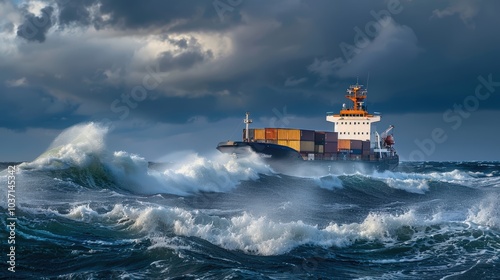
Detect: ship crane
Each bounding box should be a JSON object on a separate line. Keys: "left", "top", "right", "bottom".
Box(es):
{"left": 380, "top": 125, "right": 395, "bottom": 147}
{"left": 374, "top": 125, "right": 396, "bottom": 158}
{"left": 381, "top": 125, "right": 394, "bottom": 140}
{"left": 218, "top": 82, "right": 399, "bottom": 172}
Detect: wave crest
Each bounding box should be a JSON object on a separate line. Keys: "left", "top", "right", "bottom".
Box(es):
{"left": 62, "top": 203, "right": 445, "bottom": 256}
{"left": 19, "top": 122, "right": 271, "bottom": 195}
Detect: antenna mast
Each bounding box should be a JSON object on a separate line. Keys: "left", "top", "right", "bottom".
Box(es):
{"left": 244, "top": 112, "right": 252, "bottom": 142}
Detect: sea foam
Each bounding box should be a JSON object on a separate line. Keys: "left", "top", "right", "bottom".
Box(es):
{"left": 368, "top": 169, "right": 474, "bottom": 194}
{"left": 62, "top": 203, "right": 445, "bottom": 256}
{"left": 467, "top": 195, "right": 500, "bottom": 229}
{"left": 19, "top": 122, "right": 272, "bottom": 195}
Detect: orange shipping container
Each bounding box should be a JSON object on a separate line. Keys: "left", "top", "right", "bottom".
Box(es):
{"left": 265, "top": 128, "right": 278, "bottom": 140}
{"left": 288, "top": 129, "right": 301, "bottom": 140}
{"left": 278, "top": 140, "right": 288, "bottom": 146}
{"left": 338, "top": 139, "right": 363, "bottom": 150}
{"left": 338, "top": 139, "right": 351, "bottom": 150}
{"left": 254, "top": 129, "right": 266, "bottom": 140}
{"left": 277, "top": 129, "right": 301, "bottom": 140}
{"left": 277, "top": 129, "right": 288, "bottom": 140}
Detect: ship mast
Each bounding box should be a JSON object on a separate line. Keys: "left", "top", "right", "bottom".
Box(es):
{"left": 326, "top": 82, "right": 381, "bottom": 142}
{"left": 345, "top": 82, "right": 368, "bottom": 113}
{"left": 244, "top": 112, "right": 252, "bottom": 142}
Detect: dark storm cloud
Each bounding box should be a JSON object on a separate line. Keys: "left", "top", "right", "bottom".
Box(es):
{"left": 3, "top": 0, "right": 500, "bottom": 130}
{"left": 17, "top": 6, "right": 54, "bottom": 43}
{"left": 57, "top": 0, "right": 96, "bottom": 27}
{"left": 159, "top": 50, "right": 212, "bottom": 72}
{"left": 2, "top": 0, "right": 500, "bottom": 161}
{"left": 158, "top": 36, "right": 214, "bottom": 72}
{"left": 53, "top": 0, "right": 242, "bottom": 31}
{"left": 0, "top": 84, "right": 83, "bottom": 130}
{"left": 99, "top": 0, "right": 209, "bottom": 29}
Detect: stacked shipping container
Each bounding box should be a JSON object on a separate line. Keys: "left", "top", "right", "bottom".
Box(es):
{"left": 245, "top": 128, "right": 315, "bottom": 153}
{"left": 244, "top": 128, "right": 372, "bottom": 160}
{"left": 276, "top": 129, "right": 315, "bottom": 153}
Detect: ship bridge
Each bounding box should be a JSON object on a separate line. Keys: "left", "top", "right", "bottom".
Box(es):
{"left": 326, "top": 83, "right": 380, "bottom": 141}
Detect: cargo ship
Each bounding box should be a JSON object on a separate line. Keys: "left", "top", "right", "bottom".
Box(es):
{"left": 217, "top": 83, "right": 399, "bottom": 172}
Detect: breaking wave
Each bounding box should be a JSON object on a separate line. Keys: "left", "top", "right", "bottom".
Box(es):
{"left": 59, "top": 201, "right": 499, "bottom": 257}
{"left": 18, "top": 122, "right": 272, "bottom": 195}
{"left": 2, "top": 123, "right": 500, "bottom": 278}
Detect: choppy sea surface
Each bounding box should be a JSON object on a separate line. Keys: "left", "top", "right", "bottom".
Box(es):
{"left": 1, "top": 123, "right": 499, "bottom": 279}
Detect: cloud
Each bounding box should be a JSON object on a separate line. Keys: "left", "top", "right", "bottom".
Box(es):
{"left": 0, "top": 84, "right": 83, "bottom": 129}
{"left": 284, "top": 76, "right": 307, "bottom": 87}
{"left": 158, "top": 36, "right": 214, "bottom": 73}
{"left": 308, "top": 58, "right": 343, "bottom": 81}
{"left": 5, "top": 77, "right": 28, "bottom": 87}
{"left": 1, "top": 22, "right": 14, "bottom": 33}
{"left": 0, "top": 0, "right": 21, "bottom": 29}
{"left": 432, "top": 0, "right": 480, "bottom": 28}
{"left": 53, "top": 0, "right": 242, "bottom": 32}
{"left": 1, "top": 0, "right": 500, "bottom": 162}
{"left": 57, "top": 0, "right": 97, "bottom": 27}
{"left": 16, "top": 5, "right": 54, "bottom": 42}
{"left": 308, "top": 19, "right": 420, "bottom": 79}
{"left": 0, "top": 0, "right": 499, "bottom": 130}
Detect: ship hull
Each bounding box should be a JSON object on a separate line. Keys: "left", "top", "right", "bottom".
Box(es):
{"left": 217, "top": 141, "right": 399, "bottom": 173}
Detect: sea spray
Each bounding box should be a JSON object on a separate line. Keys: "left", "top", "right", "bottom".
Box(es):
{"left": 17, "top": 122, "right": 274, "bottom": 195}
{"left": 2, "top": 125, "right": 499, "bottom": 279}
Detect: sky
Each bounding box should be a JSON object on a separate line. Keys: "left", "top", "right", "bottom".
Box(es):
{"left": 0, "top": 0, "right": 499, "bottom": 162}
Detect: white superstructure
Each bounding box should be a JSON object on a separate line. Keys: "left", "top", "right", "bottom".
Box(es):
{"left": 326, "top": 83, "right": 380, "bottom": 142}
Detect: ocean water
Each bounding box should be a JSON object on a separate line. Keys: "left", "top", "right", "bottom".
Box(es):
{"left": 1, "top": 123, "right": 499, "bottom": 279}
